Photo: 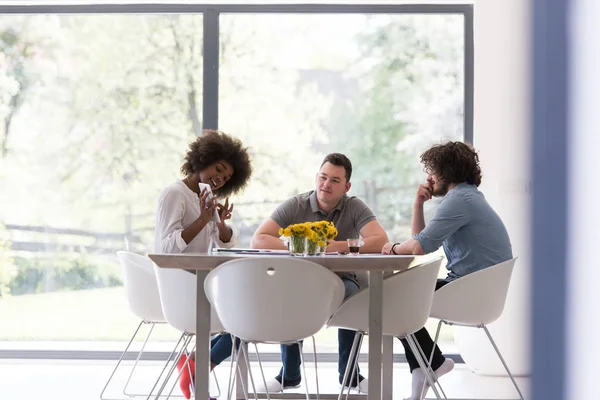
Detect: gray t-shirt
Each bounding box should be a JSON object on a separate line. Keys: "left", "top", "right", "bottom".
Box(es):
{"left": 271, "top": 191, "right": 377, "bottom": 281}
{"left": 414, "top": 183, "right": 513, "bottom": 280}
{"left": 271, "top": 191, "right": 376, "bottom": 240}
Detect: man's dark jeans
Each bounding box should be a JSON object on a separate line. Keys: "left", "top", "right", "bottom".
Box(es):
{"left": 277, "top": 277, "right": 363, "bottom": 386}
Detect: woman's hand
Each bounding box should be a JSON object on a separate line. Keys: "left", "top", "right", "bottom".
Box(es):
{"left": 216, "top": 197, "right": 234, "bottom": 222}
{"left": 215, "top": 197, "right": 234, "bottom": 243}
{"left": 198, "top": 188, "right": 218, "bottom": 224}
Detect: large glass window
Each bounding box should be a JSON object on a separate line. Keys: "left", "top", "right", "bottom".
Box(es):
{"left": 0, "top": 14, "right": 203, "bottom": 342}
{"left": 218, "top": 13, "right": 464, "bottom": 353}
{"left": 0, "top": 6, "right": 469, "bottom": 358}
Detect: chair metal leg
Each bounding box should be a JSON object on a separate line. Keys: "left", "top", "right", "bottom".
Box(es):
{"left": 227, "top": 338, "right": 238, "bottom": 400}
{"left": 101, "top": 324, "right": 224, "bottom": 400}
{"left": 236, "top": 342, "right": 250, "bottom": 400}
{"left": 415, "top": 327, "right": 447, "bottom": 400}
{"left": 154, "top": 334, "right": 194, "bottom": 400}
{"left": 100, "top": 320, "right": 145, "bottom": 400}
{"left": 146, "top": 332, "right": 187, "bottom": 400}
{"left": 204, "top": 333, "right": 223, "bottom": 398}
{"left": 157, "top": 334, "right": 192, "bottom": 399}
{"left": 164, "top": 352, "right": 191, "bottom": 400}
{"left": 344, "top": 333, "right": 364, "bottom": 400}
{"left": 428, "top": 320, "right": 444, "bottom": 368}
{"left": 213, "top": 368, "right": 222, "bottom": 398}
{"left": 123, "top": 321, "right": 158, "bottom": 396}
{"left": 227, "top": 338, "right": 248, "bottom": 400}
{"left": 417, "top": 344, "right": 448, "bottom": 400}
{"left": 406, "top": 334, "right": 444, "bottom": 400}
{"left": 118, "top": 323, "right": 187, "bottom": 399}
{"left": 338, "top": 331, "right": 360, "bottom": 400}
{"left": 423, "top": 322, "right": 526, "bottom": 400}
{"left": 278, "top": 343, "right": 286, "bottom": 394}
{"left": 482, "top": 325, "right": 526, "bottom": 400}
{"left": 236, "top": 345, "right": 250, "bottom": 400}
{"left": 181, "top": 335, "right": 223, "bottom": 399}
{"left": 353, "top": 334, "right": 364, "bottom": 394}
{"left": 242, "top": 342, "right": 259, "bottom": 400}
{"left": 187, "top": 344, "right": 198, "bottom": 396}
{"left": 298, "top": 341, "right": 313, "bottom": 400}
{"left": 254, "top": 343, "right": 271, "bottom": 400}
{"left": 165, "top": 340, "right": 197, "bottom": 400}
{"left": 170, "top": 336, "right": 221, "bottom": 399}
{"left": 311, "top": 336, "right": 320, "bottom": 400}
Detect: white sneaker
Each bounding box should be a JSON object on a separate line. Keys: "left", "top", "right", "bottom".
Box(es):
{"left": 341, "top": 378, "right": 368, "bottom": 394}
{"left": 256, "top": 376, "right": 301, "bottom": 393}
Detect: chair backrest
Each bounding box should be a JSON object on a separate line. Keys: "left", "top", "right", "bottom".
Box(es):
{"left": 117, "top": 251, "right": 165, "bottom": 323}
{"left": 153, "top": 262, "right": 224, "bottom": 334}
{"left": 204, "top": 257, "right": 345, "bottom": 343}
{"left": 328, "top": 257, "right": 443, "bottom": 336}
{"left": 429, "top": 257, "right": 518, "bottom": 325}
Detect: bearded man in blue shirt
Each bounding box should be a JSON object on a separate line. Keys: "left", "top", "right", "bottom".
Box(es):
{"left": 382, "top": 141, "right": 513, "bottom": 400}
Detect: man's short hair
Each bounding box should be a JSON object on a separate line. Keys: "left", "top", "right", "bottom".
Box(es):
{"left": 420, "top": 141, "right": 482, "bottom": 186}
{"left": 321, "top": 153, "right": 353, "bottom": 182}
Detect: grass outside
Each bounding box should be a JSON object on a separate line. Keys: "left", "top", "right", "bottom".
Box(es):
{"left": 0, "top": 282, "right": 454, "bottom": 351}
{"left": 0, "top": 287, "right": 179, "bottom": 341}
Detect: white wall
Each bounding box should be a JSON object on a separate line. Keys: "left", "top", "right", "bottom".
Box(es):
{"left": 455, "top": 0, "right": 531, "bottom": 376}
{"left": 566, "top": 0, "right": 600, "bottom": 398}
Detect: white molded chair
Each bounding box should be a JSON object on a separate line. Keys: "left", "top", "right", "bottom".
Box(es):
{"left": 353, "top": 271, "right": 369, "bottom": 289}
{"left": 327, "top": 257, "right": 444, "bottom": 400}
{"left": 427, "top": 257, "right": 525, "bottom": 400}
{"left": 100, "top": 251, "right": 168, "bottom": 400}
{"left": 205, "top": 257, "right": 346, "bottom": 400}
{"left": 153, "top": 262, "right": 226, "bottom": 400}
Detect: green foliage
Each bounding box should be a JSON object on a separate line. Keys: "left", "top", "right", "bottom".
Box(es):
{"left": 0, "top": 223, "right": 17, "bottom": 297}
{"left": 322, "top": 15, "right": 463, "bottom": 237}
{"left": 0, "top": 13, "right": 463, "bottom": 277}
{"left": 0, "top": 14, "right": 465, "bottom": 344}
{"left": 0, "top": 16, "right": 58, "bottom": 157}
{"left": 9, "top": 254, "right": 122, "bottom": 295}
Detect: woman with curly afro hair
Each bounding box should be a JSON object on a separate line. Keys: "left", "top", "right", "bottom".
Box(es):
{"left": 154, "top": 129, "right": 252, "bottom": 399}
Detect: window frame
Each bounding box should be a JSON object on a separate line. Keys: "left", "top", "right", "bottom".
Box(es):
{"left": 0, "top": 2, "right": 474, "bottom": 361}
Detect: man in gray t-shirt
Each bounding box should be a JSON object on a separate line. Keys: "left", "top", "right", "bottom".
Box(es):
{"left": 382, "top": 141, "right": 513, "bottom": 400}
{"left": 269, "top": 190, "right": 378, "bottom": 281}
{"left": 252, "top": 153, "right": 388, "bottom": 393}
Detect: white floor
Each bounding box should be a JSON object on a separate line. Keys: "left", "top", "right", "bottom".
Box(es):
{"left": 0, "top": 359, "right": 529, "bottom": 400}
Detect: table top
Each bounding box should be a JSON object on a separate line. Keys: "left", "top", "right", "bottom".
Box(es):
{"left": 148, "top": 251, "right": 415, "bottom": 272}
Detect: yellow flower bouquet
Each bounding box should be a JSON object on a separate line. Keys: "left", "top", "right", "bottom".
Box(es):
{"left": 279, "top": 220, "right": 338, "bottom": 256}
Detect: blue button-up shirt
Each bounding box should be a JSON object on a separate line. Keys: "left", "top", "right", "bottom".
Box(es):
{"left": 414, "top": 183, "right": 513, "bottom": 280}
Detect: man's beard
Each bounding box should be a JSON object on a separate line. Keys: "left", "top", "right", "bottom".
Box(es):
{"left": 432, "top": 181, "right": 451, "bottom": 197}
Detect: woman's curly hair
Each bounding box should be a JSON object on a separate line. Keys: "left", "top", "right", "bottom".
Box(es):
{"left": 420, "top": 141, "right": 482, "bottom": 187}
{"left": 180, "top": 130, "right": 252, "bottom": 197}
